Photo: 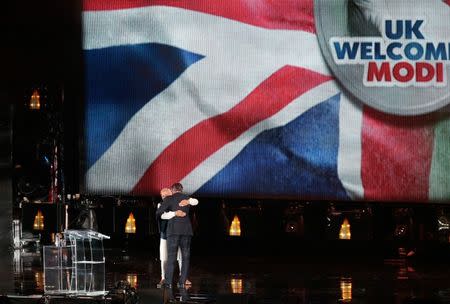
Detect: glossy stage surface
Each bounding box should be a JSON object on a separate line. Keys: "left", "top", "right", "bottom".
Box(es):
{"left": 5, "top": 241, "right": 450, "bottom": 304}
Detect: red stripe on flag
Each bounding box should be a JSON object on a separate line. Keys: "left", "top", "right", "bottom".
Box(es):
{"left": 132, "top": 66, "right": 331, "bottom": 195}
{"left": 445, "top": 0, "right": 450, "bottom": 6}
{"left": 361, "top": 107, "right": 436, "bottom": 201}
{"left": 83, "top": 0, "right": 315, "bottom": 32}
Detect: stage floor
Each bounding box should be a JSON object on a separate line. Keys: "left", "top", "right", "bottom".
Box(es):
{"left": 5, "top": 246, "right": 450, "bottom": 304}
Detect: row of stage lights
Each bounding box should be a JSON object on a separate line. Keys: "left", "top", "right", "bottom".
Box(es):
{"left": 126, "top": 212, "right": 243, "bottom": 236}
{"left": 32, "top": 210, "right": 242, "bottom": 236}
{"left": 30, "top": 209, "right": 245, "bottom": 236}
{"left": 118, "top": 212, "right": 244, "bottom": 236}
{"left": 32, "top": 209, "right": 355, "bottom": 239}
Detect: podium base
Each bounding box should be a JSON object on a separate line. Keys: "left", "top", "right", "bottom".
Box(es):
{"left": 1, "top": 285, "right": 138, "bottom": 304}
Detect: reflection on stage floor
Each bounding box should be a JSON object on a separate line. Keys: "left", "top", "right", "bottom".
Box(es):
{"left": 5, "top": 245, "right": 450, "bottom": 304}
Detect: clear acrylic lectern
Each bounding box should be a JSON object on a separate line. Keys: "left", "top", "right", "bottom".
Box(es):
{"left": 43, "top": 229, "right": 110, "bottom": 296}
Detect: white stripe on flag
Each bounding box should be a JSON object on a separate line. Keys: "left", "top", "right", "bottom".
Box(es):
{"left": 85, "top": 6, "right": 330, "bottom": 194}
{"left": 181, "top": 80, "right": 341, "bottom": 194}
{"left": 337, "top": 90, "right": 364, "bottom": 199}
{"left": 83, "top": 6, "right": 330, "bottom": 76}
{"left": 86, "top": 58, "right": 282, "bottom": 194}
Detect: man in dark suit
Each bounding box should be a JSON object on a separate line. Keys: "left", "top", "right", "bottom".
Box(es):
{"left": 156, "top": 182, "right": 196, "bottom": 288}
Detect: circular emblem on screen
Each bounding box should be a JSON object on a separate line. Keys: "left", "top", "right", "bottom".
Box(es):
{"left": 314, "top": 0, "right": 450, "bottom": 115}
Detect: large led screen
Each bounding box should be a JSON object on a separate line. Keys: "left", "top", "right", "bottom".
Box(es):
{"left": 83, "top": 0, "right": 450, "bottom": 201}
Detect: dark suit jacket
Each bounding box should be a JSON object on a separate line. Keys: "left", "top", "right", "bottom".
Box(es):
{"left": 156, "top": 192, "right": 193, "bottom": 236}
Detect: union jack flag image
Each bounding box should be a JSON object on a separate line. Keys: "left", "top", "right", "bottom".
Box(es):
{"left": 83, "top": 0, "right": 450, "bottom": 202}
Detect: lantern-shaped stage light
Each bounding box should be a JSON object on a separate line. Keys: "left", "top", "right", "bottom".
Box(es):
{"left": 339, "top": 218, "right": 351, "bottom": 240}
{"left": 230, "top": 278, "right": 243, "bottom": 294}
{"left": 29, "top": 89, "right": 41, "bottom": 110}
{"left": 229, "top": 215, "right": 241, "bottom": 236}
{"left": 33, "top": 210, "right": 44, "bottom": 231}
{"left": 125, "top": 212, "right": 136, "bottom": 234}
{"left": 126, "top": 273, "right": 138, "bottom": 289}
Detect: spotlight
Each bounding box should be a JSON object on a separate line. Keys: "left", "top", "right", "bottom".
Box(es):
{"left": 394, "top": 224, "right": 408, "bottom": 238}
{"left": 285, "top": 220, "right": 298, "bottom": 233}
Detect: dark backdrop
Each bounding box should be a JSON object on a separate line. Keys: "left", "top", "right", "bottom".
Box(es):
{"left": 1, "top": 0, "right": 84, "bottom": 194}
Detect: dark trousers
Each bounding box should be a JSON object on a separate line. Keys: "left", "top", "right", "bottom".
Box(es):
{"left": 165, "top": 235, "right": 191, "bottom": 286}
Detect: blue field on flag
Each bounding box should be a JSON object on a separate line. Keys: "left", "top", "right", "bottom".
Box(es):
{"left": 85, "top": 43, "right": 204, "bottom": 167}
{"left": 196, "top": 93, "right": 350, "bottom": 199}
